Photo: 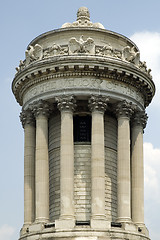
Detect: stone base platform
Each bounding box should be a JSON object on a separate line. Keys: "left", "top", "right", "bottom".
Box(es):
{"left": 19, "top": 223, "right": 150, "bottom": 240}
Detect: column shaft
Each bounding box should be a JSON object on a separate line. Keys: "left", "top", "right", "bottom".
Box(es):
{"left": 35, "top": 114, "right": 49, "bottom": 222}
{"left": 116, "top": 101, "right": 134, "bottom": 222}
{"left": 60, "top": 110, "right": 74, "bottom": 219}
{"left": 117, "top": 116, "right": 131, "bottom": 222}
{"left": 91, "top": 111, "right": 106, "bottom": 219}
{"left": 131, "top": 111, "right": 147, "bottom": 225}
{"left": 24, "top": 123, "right": 36, "bottom": 224}
{"left": 132, "top": 125, "right": 144, "bottom": 224}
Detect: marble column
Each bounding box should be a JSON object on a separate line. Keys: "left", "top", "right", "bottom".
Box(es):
{"left": 33, "top": 100, "right": 50, "bottom": 223}
{"left": 20, "top": 109, "right": 36, "bottom": 226}
{"left": 116, "top": 100, "right": 133, "bottom": 223}
{"left": 131, "top": 111, "right": 147, "bottom": 226}
{"left": 89, "top": 95, "right": 109, "bottom": 229}
{"left": 56, "top": 95, "right": 76, "bottom": 229}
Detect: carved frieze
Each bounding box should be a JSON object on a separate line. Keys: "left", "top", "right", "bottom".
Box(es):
{"left": 15, "top": 39, "right": 152, "bottom": 79}
{"left": 96, "top": 44, "right": 122, "bottom": 59}
{"left": 43, "top": 43, "right": 68, "bottom": 58}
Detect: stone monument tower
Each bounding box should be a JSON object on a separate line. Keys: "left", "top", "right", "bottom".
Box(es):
{"left": 12, "top": 7, "right": 155, "bottom": 240}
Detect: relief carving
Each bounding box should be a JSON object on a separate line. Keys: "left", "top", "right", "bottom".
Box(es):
{"left": 43, "top": 43, "right": 68, "bottom": 58}
{"left": 122, "top": 46, "right": 140, "bottom": 66}
{"left": 25, "top": 44, "right": 43, "bottom": 65}
{"left": 69, "top": 35, "right": 95, "bottom": 54}
{"left": 96, "top": 45, "right": 122, "bottom": 59}
{"left": 15, "top": 40, "right": 152, "bottom": 80}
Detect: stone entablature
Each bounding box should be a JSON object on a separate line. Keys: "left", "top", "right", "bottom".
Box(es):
{"left": 12, "top": 57, "right": 154, "bottom": 108}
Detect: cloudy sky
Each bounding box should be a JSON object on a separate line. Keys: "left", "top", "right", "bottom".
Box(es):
{"left": 1, "top": 1, "right": 160, "bottom": 240}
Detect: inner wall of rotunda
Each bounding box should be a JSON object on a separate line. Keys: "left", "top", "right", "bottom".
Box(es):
{"left": 48, "top": 106, "right": 117, "bottom": 222}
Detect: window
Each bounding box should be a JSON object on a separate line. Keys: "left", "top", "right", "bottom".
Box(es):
{"left": 74, "top": 115, "right": 91, "bottom": 142}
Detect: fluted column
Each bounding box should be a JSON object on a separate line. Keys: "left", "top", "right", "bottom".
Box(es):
{"left": 89, "top": 95, "right": 109, "bottom": 229}
{"left": 116, "top": 100, "right": 133, "bottom": 222}
{"left": 20, "top": 109, "right": 35, "bottom": 226}
{"left": 131, "top": 111, "right": 147, "bottom": 226}
{"left": 33, "top": 100, "right": 50, "bottom": 223}
{"left": 56, "top": 95, "right": 76, "bottom": 229}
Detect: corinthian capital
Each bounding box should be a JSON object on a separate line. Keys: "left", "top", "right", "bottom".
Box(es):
{"left": 132, "top": 110, "right": 148, "bottom": 129}
{"left": 32, "top": 99, "right": 50, "bottom": 118}
{"left": 20, "top": 109, "right": 35, "bottom": 128}
{"left": 88, "top": 95, "right": 109, "bottom": 113}
{"left": 115, "top": 100, "right": 135, "bottom": 118}
{"left": 56, "top": 95, "right": 76, "bottom": 112}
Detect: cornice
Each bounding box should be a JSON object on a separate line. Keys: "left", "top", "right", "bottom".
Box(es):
{"left": 12, "top": 55, "right": 155, "bottom": 107}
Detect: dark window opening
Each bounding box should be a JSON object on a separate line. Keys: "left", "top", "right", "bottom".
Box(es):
{"left": 74, "top": 115, "right": 91, "bottom": 142}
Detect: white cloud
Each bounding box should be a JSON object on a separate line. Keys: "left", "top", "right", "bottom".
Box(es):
{"left": 130, "top": 32, "right": 160, "bottom": 106}
{"left": 144, "top": 142, "right": 160, "bottom": 202}
{"left": 0, "top": 225, "right": 15, "bottom": 240}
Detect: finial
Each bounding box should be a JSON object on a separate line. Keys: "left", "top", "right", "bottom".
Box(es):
{"left": 77, "top": 7, "right": 90, "bottom": 21}
{"left": 61, "top": 7, "right": 104, "bottom": 29}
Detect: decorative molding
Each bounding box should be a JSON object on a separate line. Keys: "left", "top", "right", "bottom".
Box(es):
{"left": 132, "top": 110, "right": 148, "bottom": 129}
{"left": 115, "top": 100, "right": 135, "bottom": 118}
{"left": 56, "top": 95, "right": 76, "bottom": 112}
{"left": 88, "top": 95, "right": 109, "bottom": 113}
{"left": 20, "top": 109, "right": 35, "bottom": 128}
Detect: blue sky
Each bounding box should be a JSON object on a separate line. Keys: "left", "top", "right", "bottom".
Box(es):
{"left": 1, "top": 1, "right": 160, "bottom": 240}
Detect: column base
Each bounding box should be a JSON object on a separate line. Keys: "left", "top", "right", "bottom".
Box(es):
{"left": 29, "top": 222, "right": 45, "bottom": 232}
{"left": 91, "top": 219, "right": 110, "bottom": 230}
{"left": 121, "top": 222, "right": 138, "bottom": 232}
{"left": 55, "top": 219, "right": 75, "bottom": 229}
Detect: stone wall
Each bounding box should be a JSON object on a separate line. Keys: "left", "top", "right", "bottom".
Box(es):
{"left": 48, "top": 112, "right": 117, "bottom": 222}
{"left": 49, "top": 112, "right": 61, "bottom": 221}
{"left": 74, "top": 144, "right": 91, "bottom": 221}
{"left": 104, "top": 114, "right": 118, "bottom": 222}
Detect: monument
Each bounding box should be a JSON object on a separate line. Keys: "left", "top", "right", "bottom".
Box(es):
{"left": 12, "top": 7, "right": 155, "bottom": 240}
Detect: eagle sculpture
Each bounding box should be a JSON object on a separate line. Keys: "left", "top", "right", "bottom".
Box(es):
{"left": 69, "top": 35, "right": 95, "bottom": 54}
